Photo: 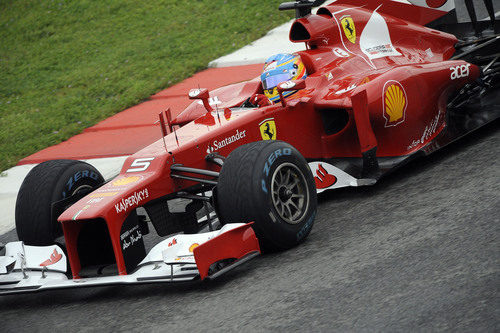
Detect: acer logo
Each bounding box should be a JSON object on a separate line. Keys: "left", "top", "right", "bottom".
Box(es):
{"left": 39, "top": 248, "right": 63, "bottom": 267}
{"left": 450, "top": 64, "right": 470, "bottom": 80}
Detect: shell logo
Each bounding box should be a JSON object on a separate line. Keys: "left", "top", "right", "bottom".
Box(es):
{"left": 189, "top": 243, "right": 199, "bottom": 252}
{"left": 382, "top": 81, "right": 407, "bottom": 127}
{"left": 112, "top": 176, "right": 141, "bottom": 187}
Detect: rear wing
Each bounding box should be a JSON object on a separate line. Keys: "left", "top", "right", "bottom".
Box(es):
{"left": 422, "top": 0, "right": 499, "bottom": 36}
{"left": 315, "top": 0, "right": 455, "bottom": 26}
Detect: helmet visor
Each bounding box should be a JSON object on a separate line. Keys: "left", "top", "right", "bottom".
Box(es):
{"left": 262, "top": 73, "right": 292, "bottom": 90}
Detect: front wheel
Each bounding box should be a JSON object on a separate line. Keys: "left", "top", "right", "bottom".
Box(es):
{"left": 217, "top": 141, "right": 317, "bottom": 252}
{"left": 15, "top": 159, "right": 104, "bottom": 245}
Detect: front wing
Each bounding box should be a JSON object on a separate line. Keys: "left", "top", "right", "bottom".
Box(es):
{"left": 0, "top": 223, "right": 260, "bottom": 295}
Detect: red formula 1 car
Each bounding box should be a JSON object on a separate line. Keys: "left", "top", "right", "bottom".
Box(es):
{"left": 1, "top": 0, "right": 498, "bottom": 294}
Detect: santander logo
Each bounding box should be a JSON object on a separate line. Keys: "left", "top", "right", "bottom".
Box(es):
{"left": 39, "top": 248, "right": 63, "bottom": 267}
{"left": 313, "top": 163, "right": 337, "bottom": 189}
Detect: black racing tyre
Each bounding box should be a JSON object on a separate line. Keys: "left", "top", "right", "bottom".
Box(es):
{"left": 15, "top": 159, "right": 104, "bottom": 246}
{"left": 217, "top": 141, "right": 317, "bottom": 252}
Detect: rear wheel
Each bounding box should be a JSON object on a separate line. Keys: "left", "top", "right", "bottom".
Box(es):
{"left": 15, "top": 159, "right": 104, "bottom": 245}
{"left": 217, "top": 141, "right": 317, "bottom": 252}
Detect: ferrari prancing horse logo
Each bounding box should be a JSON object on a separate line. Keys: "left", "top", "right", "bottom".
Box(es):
{"left": 259, "top": 118, "right": 277, "bottom": 140}
{"left": 341, "top": 16, "right": 356, "bottom": 44}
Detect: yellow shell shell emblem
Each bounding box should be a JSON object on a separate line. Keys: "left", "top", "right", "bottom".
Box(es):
{"left": 383, "top": 81, "right": 407, "bottom": 127}
{"left": 341, "top": 16, "right": 356, "bottom": 44}
{"left": 112, "top": 176, "right": 141, "bottom": 187}
{"left": 189, "top": 243, "right": 199, "bottom": 252}
{"left": 259, "top": 118, "right": 277, "bottom": 140}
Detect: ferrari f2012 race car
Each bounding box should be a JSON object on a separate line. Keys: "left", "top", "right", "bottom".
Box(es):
{"left": 0, "top": 0, "right": 498, "bottom": 294}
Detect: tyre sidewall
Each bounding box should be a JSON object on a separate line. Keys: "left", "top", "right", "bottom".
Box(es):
{"left": 249, "top": 142, "right": 316, "bottom": 250}
{"left": 16, "top": 160, "right": 104, "bottom": 245}
{"left": 51, "top": 163, "right": 103, "bottom": 202}
{"left": 49, "top": 164, "right": 104, "bottom": 235}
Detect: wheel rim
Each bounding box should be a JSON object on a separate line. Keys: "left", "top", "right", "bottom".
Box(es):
{"left": 270, "top": 163, "right": 309, "bottom": 225}
{"left": 71, "top": 184, "right": 93, "bottom": 196}
{"left": 61, "top": 184, "right": 94, "bottom": 200}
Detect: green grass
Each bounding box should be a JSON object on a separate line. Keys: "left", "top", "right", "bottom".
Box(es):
{"left": 0, "top": 0, "right": 292, "bottom": 171}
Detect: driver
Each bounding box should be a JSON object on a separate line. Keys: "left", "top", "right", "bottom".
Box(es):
{"left": 247, "top": 53, "right": 308, "bottom": 107}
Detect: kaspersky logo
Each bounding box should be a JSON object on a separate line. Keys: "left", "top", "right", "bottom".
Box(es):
{"left": 341, "top": 16, "right": 356, "bottom": 44}
{"left": 39, "top": 248, "right": 63, "bottom": 267}
{"left": 383, "top": 80, "right": 407, "bottom": 127}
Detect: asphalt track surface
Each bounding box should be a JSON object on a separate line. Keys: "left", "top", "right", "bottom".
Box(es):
{"left": 0, "top": 121, "right": 498, "bottom": 331}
